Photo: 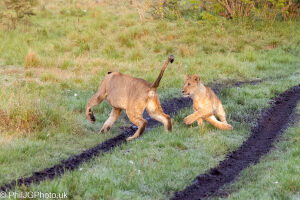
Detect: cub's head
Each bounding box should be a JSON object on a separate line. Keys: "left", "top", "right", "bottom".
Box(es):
{"left": 182, "top": 74, "right": 200, "bottom": 97}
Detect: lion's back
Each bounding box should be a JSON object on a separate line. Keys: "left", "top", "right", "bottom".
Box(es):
{"left": 105, "top": 72, "right": 151, "bottom": 108}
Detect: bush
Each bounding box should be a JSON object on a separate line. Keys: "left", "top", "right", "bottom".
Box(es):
{"left": 149, "top": 0, "right": 203, "bottom": 20}
{"left": 254, "top": 0, "right": 300, "bottom": 21}
{"left": 147, "top": 0, "right": 299, "bottom": 20}
{"left": 0, "top": 0, "right": 38, "bottom": 29}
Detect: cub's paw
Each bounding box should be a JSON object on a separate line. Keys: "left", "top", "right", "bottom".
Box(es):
{"left": 184, "top": 116, "right": 194, "bottom": 125}
{"left": 89, "top": 114, "right": 96, "bottom": 123}
{"left": 126, "top": 136, "right": 135, "bottom": 141}
{"left": 87, "top": 109, "right": 96, "bottom": 123}
{"left": 226, "top": 124, "right": 233, "bottom": 131}
{"left": 99, "top": 126, "right": 111, "bottom": 134}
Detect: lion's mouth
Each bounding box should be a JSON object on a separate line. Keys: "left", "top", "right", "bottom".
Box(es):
{"left": 182, "top": 92, "right": 190, "bottom": 97}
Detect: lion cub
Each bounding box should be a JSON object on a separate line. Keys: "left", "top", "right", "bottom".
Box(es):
{"left": 182, "top": 75, "right": 233, "bottom": 130}
{"left": 86, "top": 55, "right": 174, "bottom": 141}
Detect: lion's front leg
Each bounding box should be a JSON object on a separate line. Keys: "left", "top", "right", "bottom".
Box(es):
{"left": 184, "top": 110, "right": 212, "bottom": 125}
{"left": 193, "top": 108, "right": 204, "bottom": 126}
{"left": 100, "top": 108, "right": 122, "bottom": 133}
{"left": 183, "top": 113, "right": 198, "bottom": 125}
{"left": 86, "top": 82, "right": 106, "bottom": 123}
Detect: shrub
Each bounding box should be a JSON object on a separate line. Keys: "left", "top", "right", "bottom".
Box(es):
{"left": 253, "top": 0, "right": 300, "bottom": 21}
{"left": 149, "top": 0, "right": 203, "bottom": 20}
{"left": 0, "top": 0, "right": 38, "bottom": 29}
{"left": 147, "top": 0, "right": 299, "bottom": 20}
{"left": 214, "top": 0, "right": 254, "bottom": 18}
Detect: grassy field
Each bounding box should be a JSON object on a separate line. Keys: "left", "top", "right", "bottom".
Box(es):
{"left": 214, "top": 105, "right": 300, "bottom": 200}
{"left": 0, "top": 0, "right": 300, "bottom": 199}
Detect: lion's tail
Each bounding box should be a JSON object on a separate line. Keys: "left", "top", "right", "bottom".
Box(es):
{"left": 151, "top": 55, "right": 174, "bottom": 89}
{"left": 205, "top": 116, "right": 233, "bottom": 130}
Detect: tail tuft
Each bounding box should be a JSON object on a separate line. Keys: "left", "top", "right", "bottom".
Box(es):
{"left": 169, "top": 55, "right": 175, "bottom": 63}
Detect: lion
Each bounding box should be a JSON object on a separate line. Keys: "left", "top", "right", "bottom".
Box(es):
{"left": 182, "top": 74, "right": 233, "bottom": 130}
{"left": 86, "top": 55, "right": 174, "bottom": 141}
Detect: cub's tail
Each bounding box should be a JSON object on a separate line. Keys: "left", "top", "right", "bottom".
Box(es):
{"left": 151, "top": 55, "right": 174, "bottom": 89}
{"left": 205, "top": 116, "right": 233, "bottom": 130}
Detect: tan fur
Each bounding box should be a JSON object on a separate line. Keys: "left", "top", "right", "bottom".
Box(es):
{"left": 86, "top": 55, "right": 174, "bottom": 140}
{"left": 182, "top": 74, "right": 233, "bottom": 131}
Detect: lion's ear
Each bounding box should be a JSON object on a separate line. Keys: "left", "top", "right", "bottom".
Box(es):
{"left": 185, "top": 75, "right": 190, "bottom": 80}
{"left": 192, "top": 74, "right": 199, "bottom": 82}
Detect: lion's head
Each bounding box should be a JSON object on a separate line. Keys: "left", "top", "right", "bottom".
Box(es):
{"left": 182, "top": 74, "right": 201, "bottom": 97}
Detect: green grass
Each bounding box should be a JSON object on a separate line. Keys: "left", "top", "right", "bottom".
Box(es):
{"left": 0, "top": 0, "right": 300, "bottom": 199}
{"left": 22, "top": 75, "right": 299, "bottom": 200}
{"left": 213, "top": 104, "right": 300, "bottom": 200}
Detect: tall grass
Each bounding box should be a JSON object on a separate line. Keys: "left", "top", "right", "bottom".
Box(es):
{"left": 0, "top": 84, "right": 80, "bottom": 135}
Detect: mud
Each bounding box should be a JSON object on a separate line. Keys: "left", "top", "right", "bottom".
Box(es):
{"left": 172, "top": 84, "right": 300, "bottom": 200}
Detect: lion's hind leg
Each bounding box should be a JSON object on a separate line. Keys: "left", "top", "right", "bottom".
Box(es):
{"left": 215, "top": 102, "right": 233, "bottom": 130}
{"left": 216, "top": 102, "right": 228, "bottom": 123}
{"left": 100, "top": 108, "right": 122, "bottom": 133}
{"left": 126, "top": 113, "right": 147, "bottom": 141}
{"left": 146, "top": 97, "right": 172, "bottom": 132}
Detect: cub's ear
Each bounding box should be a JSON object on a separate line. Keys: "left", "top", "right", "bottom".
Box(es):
{"left": 192, "top": 74, "right": 199, "bottom": 82}
{"left": 185, "top": 75, "right": 190, "bottom": 80}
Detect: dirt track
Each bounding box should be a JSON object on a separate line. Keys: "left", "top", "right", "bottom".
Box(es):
{"left": 0, "top": 79, "right": 294, "bottom": 193}
{"left": 0, "top": 97, "right": 192, "bottom": 191}
{"left": 172, "top": 84, "right": 300, "bottom": 200}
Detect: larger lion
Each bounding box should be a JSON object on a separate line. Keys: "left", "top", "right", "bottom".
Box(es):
{"left": 86, "top": 55, "right": 174, "bottom": 140}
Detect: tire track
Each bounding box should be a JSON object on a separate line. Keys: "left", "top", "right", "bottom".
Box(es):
{"left": 0, "top": 78, "right": 280, "bottom": 192}
{"left": 0, "top": 97, "right": 192, "bottom": 192}
{"left": 172, "top": 84, "right": 300, "bottom": 200}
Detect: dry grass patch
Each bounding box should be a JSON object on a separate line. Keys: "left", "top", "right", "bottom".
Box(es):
{"left": 0, "top": 88, "right": 80, "bottom": 135}
{"left": 179, "top": 45, "right": 195, "bottom": 57}
{"left": 24, "top": 49, "right": 41, "bottom": 68}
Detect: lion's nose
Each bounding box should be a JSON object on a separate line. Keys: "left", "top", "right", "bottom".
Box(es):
{"left": 181, "top": 90, "right": 184, "bottom": 93}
